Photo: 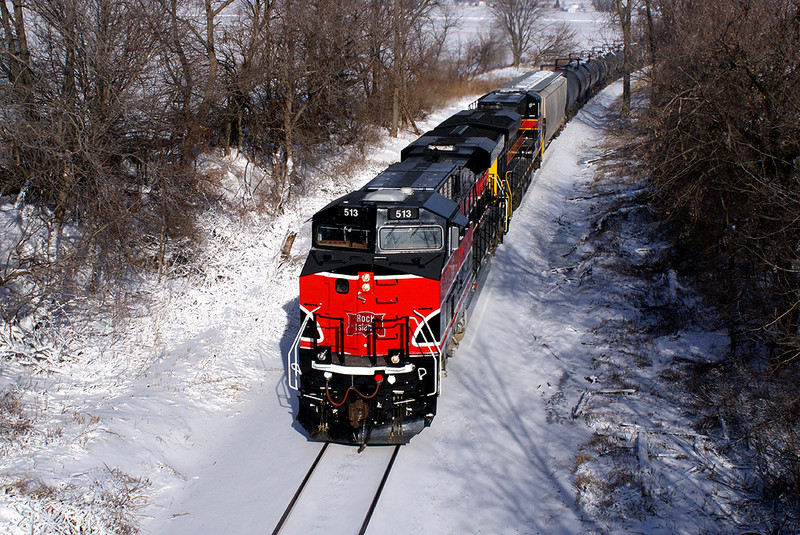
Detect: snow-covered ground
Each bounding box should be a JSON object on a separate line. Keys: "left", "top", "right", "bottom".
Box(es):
{"left": 1, "top": 5, "right": 760, "bottom": 535}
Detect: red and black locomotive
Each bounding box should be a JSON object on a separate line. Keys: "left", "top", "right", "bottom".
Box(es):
{"left": 288, "top": 61, "right": 618, "bottom": 445}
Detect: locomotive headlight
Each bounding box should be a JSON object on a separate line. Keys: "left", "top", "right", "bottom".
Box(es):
{"left": 316, "top": 349, "right": 329, "bottom": 362}
{"left": 390, "top": 354, "right": 400, "bottom": 364}
{"left": 361, "top": 273, "right": 371, "bottom": 282}
{"left": 361, "top": 283, "right": 371, "bottom": 292}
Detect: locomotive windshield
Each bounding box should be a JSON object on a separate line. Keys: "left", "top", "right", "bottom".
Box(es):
{"left": 315, "top": 224, "right": 371, "bottom": 249}
{"left": 379, "top": 226, "right": 443, "bottom": 251}
{"left": 479, "top": 102, "right": 502, "bottom": 110}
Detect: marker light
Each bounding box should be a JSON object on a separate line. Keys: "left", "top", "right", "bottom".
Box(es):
{"left": 374, "top": 373, "right": 384, "bottom": 383}
{"left": 387, "top": 375, "right": 397, "bottom": 385}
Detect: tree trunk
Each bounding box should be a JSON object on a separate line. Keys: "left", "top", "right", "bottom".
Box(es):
{"left": 56, "top": 0, "right": 78, "bottom": 243}
{"left": 276, "top": 3, "right": 296, "bottom": 209}
{"left": 169, "top": 0, "right": 196, "bottom": 165}
{"left": 202, "top": 0, "right": 218, "bottom": 117}
{"left": 201, "top": 0, "right": 234, "bottom": 117}
{"left": 390, "top": 0, "right": 402, "bottom": 137}
{"left": 615, "top": 0, "right": 632, "bottom": 116}
{"left": 644, "top": 0, "right": 656, "bottom": 66}
{"left": 0, "top": 0, "right": 33, "bottom": 100}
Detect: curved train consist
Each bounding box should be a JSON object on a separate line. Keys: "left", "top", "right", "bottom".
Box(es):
{"left": 288, "top": 50, "right": 621, "bottom": 445}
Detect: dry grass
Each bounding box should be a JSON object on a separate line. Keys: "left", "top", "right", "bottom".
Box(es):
{"left": 3, "top": 468, "right": 148, "bottom": 535}
{"left": 0, "top": 388, "right": 33, "bottom": 444}
{"left": 574, "top": 453, "right": 593, "bottom": 469}
{"left": 414, "top": 73, "right": 518, "bottom": 116}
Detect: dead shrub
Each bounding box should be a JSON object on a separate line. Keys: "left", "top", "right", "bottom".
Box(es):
{"left": 0, "top": 388, "right": 33, "bottom": 444}
{"left": 635, "top": 0, "right": 800, "bottom": 523}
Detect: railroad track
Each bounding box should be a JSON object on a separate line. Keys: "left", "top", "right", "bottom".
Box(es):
{"left": 271, "top": 443, "right": 401, "bottom": 535}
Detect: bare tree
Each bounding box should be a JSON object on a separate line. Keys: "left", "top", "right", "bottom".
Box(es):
{"left": 200, "top": 0, "right": 235, "bottom": 117}
{"left": 225, "top": 0, "right": 380, "bottom": 207}
{"left": 218, "top": 0, "right": 278, "bottom": 152}
{"left": 490, "top": 0, "right": 544, "bottom": 68}
{"left": 360, "top": 0, "right": 392, "bottom": 126}
{"left": 613, "top": 0, "right": 632, "bottom": 115}
{"left": 640, "top": 0, "right": 800, "bottom": 513}
{"left": 642, "top": 0, "right": 655, "bottom": 65}
{"left": 528, "top": 21, "right": 577, "bottom": 66}
{"left": 460, "top": 33, "right": 505, "bottom": 76}
{"left": 424, "top": 2, "right": 460, "bottom": 68}
{"left": 0, "top": 0, "right": 33, "bottom": 108}
{"left": 389, "top": 0, "right": 436, "bottom": 137}
{"left": 0, "top": 0, "right": 204, "bottom": 313}
{"left": 156, "top": 0, "right": 207, "bottom": 161}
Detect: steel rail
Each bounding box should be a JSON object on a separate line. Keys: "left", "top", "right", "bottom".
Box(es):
{"left": 358, "top": 445, "right": 401, "bottom": 535}
{"left": 272, "top": 442, "right": 401, "bottom": 535}
{"left": 271, "top": 442, "right": 329, "bottom": 535}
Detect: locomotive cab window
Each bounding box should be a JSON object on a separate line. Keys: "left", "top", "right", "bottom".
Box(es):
{"left": 379, "top": 226, "right": 443, "bottom": 252}
{"left": 315, "top": 224, "right": 371, "bottom": 249}
{"left": 449, "top": 226, "right": 460, "bottom": 253}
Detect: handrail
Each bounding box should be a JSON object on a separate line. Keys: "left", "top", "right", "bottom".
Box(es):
{"left": 368, "top": 316, "right": 410, "bottom": 363}
{"left": 287, "top": 306, "right": 320, "bottom": 391}
{"left": 504, "top": 171, "right": 514, "bottom": 214}
{"left": 497, "top": 174, "right": 512, "bottom": 234}
{"left": 413, "top": 310, "right": 441, "bottom": 395}
{"left": 291, "top": 310, "right": 438, "bottom": 393}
